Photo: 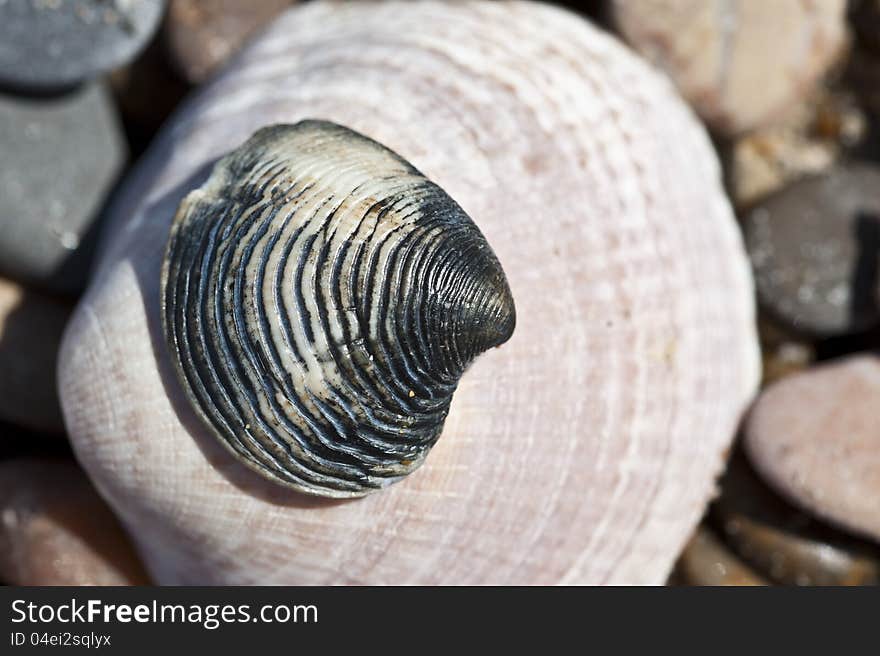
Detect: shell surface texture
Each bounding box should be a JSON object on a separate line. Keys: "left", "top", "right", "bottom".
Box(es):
{"left": 161, "top": 120, "right": 516, "bottom": 497}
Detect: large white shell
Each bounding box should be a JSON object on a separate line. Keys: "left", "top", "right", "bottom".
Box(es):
{"left": 58, "top": 0, "right": 760, "bottom": 584}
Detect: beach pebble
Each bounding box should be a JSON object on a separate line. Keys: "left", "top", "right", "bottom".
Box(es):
{"left": 744, "top": 164, "right": 880, "bottom": 338}
{"left": 611, "top": 0, "right": 848, "bottom": 136}
{"left": 744, "top": 355, "right": 880, "bottom": 544}
{"left": 0, "top": 82, "right": 127, "bottom": 294}
{"left": 676, "top": 527, "right": 767, "bottom": 586}
{"left": 721, "top": 511, "right": 878, "bottom": 585}
{"left": 0, "top": 459, "right": 149, "bottom": 585}
{"left": 0, "top": 0, "right": 165, "bottom": 92}
{"left": 0, "top": 278, "right": 71, "bottom": 434}
{"left": 164, "top": 0, "right": 294, "bottom": 84}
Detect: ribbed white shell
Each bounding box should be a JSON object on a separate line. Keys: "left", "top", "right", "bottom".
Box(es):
{"left": 59, "top": 0, "right": 760, "bottom": 584}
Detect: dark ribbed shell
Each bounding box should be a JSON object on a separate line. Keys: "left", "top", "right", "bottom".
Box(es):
{"left": 161, "top": 120, "right": 516, "bottom": 497}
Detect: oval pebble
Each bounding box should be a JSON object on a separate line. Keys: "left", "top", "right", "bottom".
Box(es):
{"left": 744, "top": 164, "right": 880, "bottom": 338}
{"left": 721, "top": 511, "right": 879, "bottom": 585}
{"left": 610, "top": 0, "right": 847, "bottom": 136}
{"left": 744, "top": 355, "right": 880, "bottom": 544}
{"left": 0, "top": 0, "right": 165, "bottom": 92}
{"left": 0, "top": 82, "right": 127, "bottom": 294}
{"left": 676, "top": 527, "right": 767, "bottom": 586}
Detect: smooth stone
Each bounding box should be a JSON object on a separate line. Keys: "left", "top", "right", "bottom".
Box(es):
{"left": 0, "top": 278, "right": 71, "bottom": 434}
{"left": 0, "top": 0, "right": 165, "bottom": 92}
{"left": 0, "top": 459, "right": 149, "bottom": 585}
{"left": 722, "top": 512, "right": 878, "bottom": 585}
{"left": 611, "top": 0, "right": 848, "bottom": 136}
{"left": 744, "top": 164, "right": 880, "bottom": 338}
{"left": 0, "top": 82, "right": 127, "bottom": 294}
{"left": 164, "top": 0, "right": 294, "bottom": 84}
{"left": 744, "top": 355, "right": 880, "bottom": 544}
{"left": 676, "top": 527, "right": 767, "bottom": 586}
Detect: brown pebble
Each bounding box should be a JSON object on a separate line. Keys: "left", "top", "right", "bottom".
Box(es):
{"left": 0, "top": 278, "right": 71, "bottom": 434}
{"left": 164, "top": 0, "right": 295, "bottom": 84}
{"left": 0, "top": 459, "right": 149, "bottom": 585}
{"left": 744, "top": 355, "right": 880, "bottom": 544}
{"left": 610, "top": 0, "right": 848, "bottom": 136}
{"left": 676, "top": 527, "right": 767, "bottom": 586}
{"left": 722, "top": 512, "right": 878, "bottom": 585}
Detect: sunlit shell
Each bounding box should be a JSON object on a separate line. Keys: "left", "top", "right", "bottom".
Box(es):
{"left": 161, "top": 121, "right": 515, "bottom": 497}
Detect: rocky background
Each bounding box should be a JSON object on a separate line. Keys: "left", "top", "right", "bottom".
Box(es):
{"left": 0, "top": 0, "right": 878, "bottom": 586}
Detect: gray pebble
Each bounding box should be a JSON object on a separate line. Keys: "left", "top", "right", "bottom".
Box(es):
{"left": 0, "top": 82, "right": 127, "bottom": 293}
{"left": 0, "top": 0, "right": 165, "bottom": 92}
{"left": 744, "top": 164, "right": 880, "bottom": 337}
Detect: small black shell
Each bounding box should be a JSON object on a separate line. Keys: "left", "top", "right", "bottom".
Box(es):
{"left": 161, "top": 120, "right": 515, "bottom": 497}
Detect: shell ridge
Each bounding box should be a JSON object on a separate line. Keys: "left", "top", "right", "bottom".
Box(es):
{"left": 176, "top": 199, "right": 252, "bottom": 452}
{"left": 237, "top": 201, "right": 365, "bottom": 476}
{"left": 258, "top": 164, "right": 416, "bottom": 477}
{"left": 183, "top": 197, "right": 305, "bottom": 482}
{"left": 212, "top": 189, "right": 365, "bottom": 488}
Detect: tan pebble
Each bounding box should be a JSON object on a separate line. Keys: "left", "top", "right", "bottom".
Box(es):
{"left": 721, "top": 512, "right": 878, "bottom": 585}
{"left": 611, "top": 0, "right": 848, "bottom": 136}
{"left": 0, "top": 459, "right": 149, "bottom": 585}
{"left": 676, "top": 527, "right": 767, "bottom": 586}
